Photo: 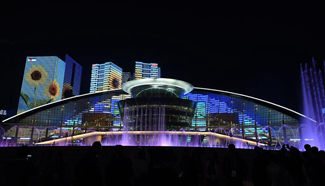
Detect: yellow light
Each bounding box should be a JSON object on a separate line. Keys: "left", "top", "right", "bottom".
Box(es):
{"left": 36, "top": 131, "right": 266, "bottom": 146}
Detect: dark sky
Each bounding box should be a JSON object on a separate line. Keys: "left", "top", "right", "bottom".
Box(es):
{"left": 1, "top": 2, "right": 325, "bottom": 113}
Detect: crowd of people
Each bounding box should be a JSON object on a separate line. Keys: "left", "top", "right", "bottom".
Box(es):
{"left": 0, "top": 143, "right": 324, "bottom": 186}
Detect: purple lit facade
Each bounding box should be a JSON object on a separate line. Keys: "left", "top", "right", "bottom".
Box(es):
{"left": 1, "top": 78, "right": 313, "bottom": 149}
{"left": 300, "top": 59, "right": 325, "bottom": 149}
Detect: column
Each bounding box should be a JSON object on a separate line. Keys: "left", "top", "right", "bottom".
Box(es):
{"left": 254, "top": 105, "right": 258, "bottom": 144}
{"left": 267, "top": 110, "right": 272, "bottom": 146}
{"left": 29, "top": 127, "right": 34, "bottom": 145}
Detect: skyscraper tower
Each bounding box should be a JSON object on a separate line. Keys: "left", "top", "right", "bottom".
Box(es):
{"left": 90, "top": 62, "right": 122, "bottom": 93}
{"left": 18, "top": 56, "right": 66, "bottom": 113}
{"left": 63, "top": 54, "right": 82, "bottom": 98}
{"left": 134, "top": 61, "right": 161, "bottom": 80}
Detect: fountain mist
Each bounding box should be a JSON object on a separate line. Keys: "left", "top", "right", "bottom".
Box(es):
{"left": 300, "top": 59, "right": 325, "bottom": 150}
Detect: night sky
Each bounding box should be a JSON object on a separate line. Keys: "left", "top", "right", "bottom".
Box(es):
{"left": 1, "top": 2, "right": 325, "bottom": 113}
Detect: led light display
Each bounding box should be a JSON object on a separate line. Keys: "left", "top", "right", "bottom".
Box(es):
{"left": 111, "top": 94, "right": 131, "bottom": 126}
{"left": 90, "top": 62, "right": 122, "bottom": 93}
{"left": 134, "top": 61, "right": 161, "bottom": 80}
{"left": 18, "top": 56, "right": 66, "bottom": 113}
{"left": 63, "top": 54, "right": 82, "bottom": 97}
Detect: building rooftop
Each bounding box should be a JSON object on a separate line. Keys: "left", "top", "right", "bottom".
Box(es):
{"left": 122, "top": 78, "right": 193, "bottom": 98}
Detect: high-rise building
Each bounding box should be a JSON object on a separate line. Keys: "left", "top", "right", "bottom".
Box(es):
{"left": 63, "top": 54, "right": 82, "bottom": 98}
{"left": 134, "top": 61, "right": 161, "bottom": 80}
{"left": 90, "top": 62, "right": 122, "bottom": 93}
{"left": 18, "top": 56, "right": 66, "bottom": 113}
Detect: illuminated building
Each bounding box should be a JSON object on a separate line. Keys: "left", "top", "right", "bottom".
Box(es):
{"left": 89, "top": 62, "right": 122, "bottom": 93}
{"left": 17, "top": 56, "right": 66, "bottom": 114}
{"left": 2, "top": 78, "right": 314, "bottom": 147}
{"left": 184, "top": 94, "right": 208, "bottom": 129}
{"left": 118, "top": 78, "right": 195, "bottom": 130}
{"left": 134, "top": 61, "right": 161, "bottom": 80}
{"left": 63, "top": 54, "right": 82, "bottom": 97}
{"left": 111, "top": 94, "right": 131, "bottom": 126}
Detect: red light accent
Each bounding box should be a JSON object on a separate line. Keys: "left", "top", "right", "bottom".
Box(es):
{"left": 28, "top": 58, "right": 36, "bottom": 62}
{"left": 92, "top": 65, "right": 97, "bottom": 67}
{"left": 152, "top": 64, "right": 157, "bottom": 66}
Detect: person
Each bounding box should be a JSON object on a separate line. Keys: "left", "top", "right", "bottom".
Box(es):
{"left": 223, "top": 144, "right": 245, "bottom": 186}
{"left": 302, "top": 144, "right": 312, "bottom": 160}
{"left": 253, "top": 146, "right": 269, "bottom": 186}
{"left": 92, "top": 141, "right": 102, "bottom": 155}
{"left": 179, "top": 148, "right": 200, "bottom": 186}
{"left": 132, "top": 147, "right": 149, "bottom": 186}
{"left": 105, "top": 145, "right": 133, "bottom": 186}
{"left": 75, "top": 141, "right": 103, "bottom": 186}
{"left": 280, "top": 144, "right": 287, "bottom": 153}
{"left": 308, "top": 146, "right": 324, "bottom": 186}
{"left": 311, "top": 146, "right": 319, "bottom": 154}
{"left": 304, "top": 144, "right": 311, "bottom": 152}
{"left": 287, "top": 146, "right": 307, "bottom": 186}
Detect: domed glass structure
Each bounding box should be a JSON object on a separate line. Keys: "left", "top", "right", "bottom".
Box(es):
{"left": 118, "top": 78, "right": 196, "bottom": 130}
{"left": 0, "top": 78, "right": 314, "bottom": 148}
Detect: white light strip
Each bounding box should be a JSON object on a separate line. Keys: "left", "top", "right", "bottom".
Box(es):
{"left": 122, "top": 78, "right": 193, "bottom": 94}
{"left": 35, "top": 131, "right": 266, "bottom": 146}
{"left": 2, "top": 89, "right": 122, "bottom": 123}
{"left": 3, "top": 85, "right": 314, "bottom": 125}
{"left": 193, "top": 87, "right": 316, "bottom": 122}
{"left": 20, "top": 137, "right": 31, "bottom": 140}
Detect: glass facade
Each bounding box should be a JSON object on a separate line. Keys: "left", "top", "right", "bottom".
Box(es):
{"left": 63, "top": 54, "right": 82, "bottom": 96}
{"left": 90, "top": 62, "right": 122, "bottom": 93}
{"left": 134, "top": 61, "right": 161, "bottom": 80}
{"left": 18, "top": 56, "right": 66, "bottom": 114}
{"left": 3, "top": 88, "right": 308, "bottom": 146}
{"left": 186, "top": 89, "right": 301, "bottom": 146}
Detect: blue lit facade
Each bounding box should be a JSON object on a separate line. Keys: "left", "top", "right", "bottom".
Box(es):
{"left": 185, "top": 90, "right": 300, "bottom": 143}
{"left": 111, "top": 99, "right": 121, "bottom": 126}
{"left": 3, "top": 87, "right": 307, "bottom": 146}
{"left": 18, "top": 56, "right": 66, "bottom": 113}
{"left": 63, "top": 54, "right": 82, "bottom": 96}
{"left": 111, "top": 94, "right": 131, "bottom": 126}
{"left": 184, "top": 94, "right": 208, "bottom": 129}
{"left": 90, "top": 62, "right": 122, "bottom": 93}
{"left": 134, "top": 61, "right": 161, "bottom": 80}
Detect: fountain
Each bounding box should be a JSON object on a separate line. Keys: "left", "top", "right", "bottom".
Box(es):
{"left": 300, "top": 60, "right": 325, "bottom": 150}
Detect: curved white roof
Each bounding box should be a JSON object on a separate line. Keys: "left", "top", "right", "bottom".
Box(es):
{"left": 193, "top": 87, "right": 316, "bottom": 122}
{"left": 2, "top": 85, "right": 315, "bottom": 124}
{"left": 2, "top": 89, "right": 122, "bottom": 123}
{"left": 122, "top": 78, "right": 193, "bottom": 94}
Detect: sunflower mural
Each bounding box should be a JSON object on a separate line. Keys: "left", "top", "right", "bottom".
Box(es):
{"left": 20, "top": 65, "right": 52, "bottom": 109}
{"left": 44, "top": 80, "right": 61, "bottom": 100}
{"left": 62, "top": 83, "right": 74, "bottom": 99}
{"left": 19, "top": 57, "right": 65, "bottom": 111}
{"left": 25, "top": 65, "right": 48, "bottom": 86}
{"left": 108, "top": 70, "right": 122, "bottom": 90}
